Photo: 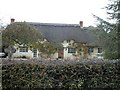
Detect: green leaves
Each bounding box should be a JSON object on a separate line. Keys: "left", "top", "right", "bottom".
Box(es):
{"left": 2, "top": 22, "right": 43, "bottom": 47}
{"left": 33, "top": 42, "right": 62, "bottom": 58}
{"left": 2, "top": 62, "right": 120, "bottom": 89}
{"left": 93, "top": 0, "right": 120, "bottom": 59}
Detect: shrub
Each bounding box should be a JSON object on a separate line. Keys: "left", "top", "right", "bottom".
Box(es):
{"left": 2, "top": 61, "right": 120, "bottom": 89}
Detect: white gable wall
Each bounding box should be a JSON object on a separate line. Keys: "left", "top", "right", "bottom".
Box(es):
{"left": 62, "top": 40, "right": 77, "bottom": 60}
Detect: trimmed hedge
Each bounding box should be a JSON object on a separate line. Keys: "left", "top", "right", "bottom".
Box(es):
{"left": 2, "top": 61, "right": 120, "bottom": 89}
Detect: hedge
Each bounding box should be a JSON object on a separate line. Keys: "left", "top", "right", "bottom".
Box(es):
{"left": 2, "top": 60, "right": 120, "bottom": 89}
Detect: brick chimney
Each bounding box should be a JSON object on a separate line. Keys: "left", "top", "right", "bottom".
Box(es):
{"left": 10, "top": 18, "right": 15, "bottom": 24}
{"left": 79, "top": 21, "right": 83, "bottom": 28}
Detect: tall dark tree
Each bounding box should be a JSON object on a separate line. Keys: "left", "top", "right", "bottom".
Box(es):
{"left": 93, "top": 0, "right": 120, "bottom": 59}
{"left": 0, "top": 19, "right": 5, "bottom": 54}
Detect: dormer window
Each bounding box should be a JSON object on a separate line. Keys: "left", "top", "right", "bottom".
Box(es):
{"left": 67, "top": 40, "right": 71, "bottom": 43}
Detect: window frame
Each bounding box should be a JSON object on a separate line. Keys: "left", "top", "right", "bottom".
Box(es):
{"left": 19, "top": 47, "right": 28, "bottom": 52}
{"left": 88, "top": 47, "right": 94, "bottom": 54}
{"left": 68, "top": 48, "right": 76, "bottom": 53}
{"left": 98, "top": 48, "right": 102, "bottom": 53}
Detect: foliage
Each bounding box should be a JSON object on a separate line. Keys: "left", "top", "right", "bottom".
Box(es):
{"left": 2, "top": 22, "right": 43, "bottom": 59}
{"left": 0, "top": 37, "right": 1, "bottom": 48}
{"left": 68, "top": 43, "right": 88, "bottom": 59}
{"left": 33, "top": 41, "right": 63, "bottom": 58}
{"left": 2, "top": 61, "right": 120, "bottom": 89}
{"left": 74, "top": 43, "right": 88, "bottom": 58}
{"left": 93, "top": 0, "right": 120, "bottom": 59}
{"left": 2, "top": 21, "right": 64, "bottom": 58}
{"left": 0, "top": 19, "right": 4, "bottom": 48}
{"left": 106, "top": 0, "right": 120, "bottom": 20}
{"left": 0, "top": 19, "right": 4, "bottom": 28}
{"left": 2, "top": 22, "right": 43, "bottom": 47}
{"left": 78, "top": 44, "right": 88, "bottom": 58}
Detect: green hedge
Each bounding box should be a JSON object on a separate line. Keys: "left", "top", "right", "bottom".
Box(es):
{"left": 2, "top": 61, "right": 120, "bottom": 89}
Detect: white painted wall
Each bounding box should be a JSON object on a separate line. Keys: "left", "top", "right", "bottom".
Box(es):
{"left": 63, "top": 47, "right": 76, "bottom": 60}
{"left": 13, "top": 48, "right": 33, "bottom": 58}
{"left": 12, "top": 40, "right": 103, "bottom": 59}
{"left": 51, "top": 52, "right": 58, "bottom": 59}
{"left": 92, "top": 48, "right": 98, "bottom": 58}
{"left": 12, "top": 44, "right": 38, "bottom": 58}
{"left": 87, "top": 47, "right": 103, "bottom": 59}
{"left": 62, "top": 40, "right": 77, "bottom": 59}
{"left": 62, "top": 40, "right": 69, "bottom": 47}
{"left": 32, "top": 49, "right": 39, "bottom": 58}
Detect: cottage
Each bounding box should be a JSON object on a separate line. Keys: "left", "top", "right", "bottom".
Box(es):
{"left": 11, "top": 19, "right": 103, "bottom": 59}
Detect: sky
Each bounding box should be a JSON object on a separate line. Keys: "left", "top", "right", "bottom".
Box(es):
{"left": 0, "top": 0, "right": 109, "bottom": 27}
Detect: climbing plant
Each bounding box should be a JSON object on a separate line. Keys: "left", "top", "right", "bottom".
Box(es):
{"left": 32, "top": 41, "right": 63, "bottom": 58}
{"left": 68, "top": 42, "right": 88, "bottom": 59}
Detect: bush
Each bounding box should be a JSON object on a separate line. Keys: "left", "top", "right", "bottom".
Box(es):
{"left": 2, "top": 61, "right": 120, "bottom": 89}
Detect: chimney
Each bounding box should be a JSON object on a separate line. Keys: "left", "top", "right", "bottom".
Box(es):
{"left": 79, "top": 21, "right": 83, "bottom": 28}
{"left": 10, "top": 18, "right": 15, "bottom": 24}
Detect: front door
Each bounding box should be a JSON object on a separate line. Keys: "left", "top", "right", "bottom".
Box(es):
{"left": 58, "top": 49, "right": 64, "bottom": 59}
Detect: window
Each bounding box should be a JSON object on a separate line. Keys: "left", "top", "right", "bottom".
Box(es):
{"left": 88, "top": 47, "right": 94, "bottom": 53}
{"left": 33, "top": 48, "right": 37, "bottom": 57}
{"left": 19, "top": 47, "right": 28, "bottom": 52}
{"left": 68, "top": 48, "right": 76, "bottom": 53}
{"left": 98, "top": 48, "right": 102, "bottom": 53}
{"left": 67, "top": 40, "right": 71, "bottom": 43}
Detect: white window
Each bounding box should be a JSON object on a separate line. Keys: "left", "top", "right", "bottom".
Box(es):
{"left": 19, "top": 47, "right": 28, "bottom": 52}
{"left": 68, "top": 48, "right": 76, "bottom": 53}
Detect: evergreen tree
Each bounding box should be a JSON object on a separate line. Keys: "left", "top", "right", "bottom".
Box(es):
{"left": 93, "top": 0, "right": 120, "bottom": 59}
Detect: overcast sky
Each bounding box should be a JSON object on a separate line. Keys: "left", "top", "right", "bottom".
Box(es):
{"left": 0, "top": 0, "right": 109, "bottom": 27}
